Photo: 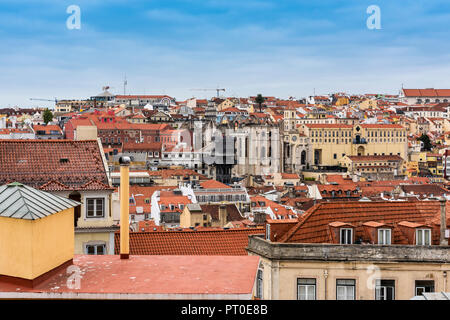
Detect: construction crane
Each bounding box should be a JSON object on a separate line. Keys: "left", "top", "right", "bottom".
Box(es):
{"left": 190, "top": 88, "right": 225, "bottom": 98}
{"left": 30, "top": 98, "right": 58, "bottom": 104}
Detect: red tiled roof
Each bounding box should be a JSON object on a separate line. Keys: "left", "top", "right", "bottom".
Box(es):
{"left": 136, "top": 220, "right": 164, "bottom": 232}
{"left": 403, "top": 88, "right": 450, "bottom": 97}
{"left": 122, "top": 141, "right": 162, "bottom": 151}
{"left": 0, "top": 140, "right": 110, "bottom": 190}
{"left": 305, "top": 124, "right": 353, "bottom": 129}
{"left": 279, "top": 201, "right": 442, "bottom": 244}
{"left": 114, "top": 228, "right": 264, "bottom": 255}
{"left": 346, "top": 155, "right": 403, "bottom": 161}
{"left": 360, "top": 124, "right": 404, "bottom": 129}
{"left": 280, "top": 173, "right": 300, "bottom": 179}
{"left": 33, "top": 125, "right": 62, "bottom": 134}
{"left": 200, "top": 180, "right": 231, "bottom": 189}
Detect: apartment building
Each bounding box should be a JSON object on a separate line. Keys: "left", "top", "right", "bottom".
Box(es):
{"left": 248, "top": 200, "right": 450, "bottom": 300}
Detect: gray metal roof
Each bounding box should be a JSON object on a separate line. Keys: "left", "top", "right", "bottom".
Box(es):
{"left": 0, "top": 182, "right": 81, "bottom": 220}
{"left": 186, "top": 203, "right": 202, "bottom": 212}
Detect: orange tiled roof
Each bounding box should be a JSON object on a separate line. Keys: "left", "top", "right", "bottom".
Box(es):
{"left": 403, "top": 88, "right": 450, "bottom": 97}
{"left": 305, "top": 124, "right": 353, "bottom": 129}
{"left": 200, "top": 180, "right": 232, "bottom": 189}
{"left": 280, "top": 173, "right": 300, "bottom": 179}
{"left": 279, "top": 200, "right": 442, "bottom": 244}
{"left": 0, "top": 140, "right": 110, "bottom": 190}
{"left": 114, "top": 228, "right": 264, "bottom": 255}
{"left": 33, "top": 124, "right": 62, "bottom": 134}
{"left": 360, "top": 124, "right": 404, "bottom": 129}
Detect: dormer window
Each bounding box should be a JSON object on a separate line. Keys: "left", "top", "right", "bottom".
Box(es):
{"left": 378, "top": 229, "right": 391, "bottom": 245}
{"left": 340, "top": 228, "right": 353, "bottom": 244}
{"left": 416, "top": 229, "right": 431, "bottom": 246}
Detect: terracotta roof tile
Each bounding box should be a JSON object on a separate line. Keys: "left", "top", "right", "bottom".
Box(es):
{"left": 279, "top": 200, "right": 443, "bottom": 245}
{"left": 0, "top": 140, "right": 110, "bottom": 190}
{"left": 114, "top": 228, "right": 264, "bottom": 255}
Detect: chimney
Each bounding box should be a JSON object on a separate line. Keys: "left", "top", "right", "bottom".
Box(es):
{"left": 219, "top": 204, "right": 227, "bottom": 227}
{"left": 439, "top": 197, "right": 447, "bottom": 245}
{"left": 119, "top": 156, "right": 131, "bottom": 259}
{"left": 254, "top": 211, "right": 266, "bottom": 224}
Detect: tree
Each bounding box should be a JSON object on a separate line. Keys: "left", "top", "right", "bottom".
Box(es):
{"left": 417, "top": 133, "right": 432, "bottom": 151}
{"left": 255, "top": 94, "right": 265, "bottom": 113}
{"left": 43, "top": 108, "right": 53, "bottom": 125}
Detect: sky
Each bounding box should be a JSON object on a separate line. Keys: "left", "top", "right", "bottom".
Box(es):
{"left": 1, "top": 0, "right": 450, "bottom": 107}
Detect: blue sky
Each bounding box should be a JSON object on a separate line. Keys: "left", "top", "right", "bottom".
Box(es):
{"left": 1, "top": 0, "right": 450, "bottom": 107}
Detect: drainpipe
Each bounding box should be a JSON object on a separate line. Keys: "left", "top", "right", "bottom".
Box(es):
{"left": 439, "top": 197, "right": 447, "bottom": 246}
{"left": 119, "top": 156, "right": 131, "bottom": 259}
{"left": 324, "top": 269, "right": 328, "bottom": 300}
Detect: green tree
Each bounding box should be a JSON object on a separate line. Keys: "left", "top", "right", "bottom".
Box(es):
{"left": 255, "top": 94, "right": 265, "bottom": 113}
{"left": 417, "top": 133, "right": 433, "bottom": 151}
{"left": 43, "top": 108, "right": 53, "bottom": 124}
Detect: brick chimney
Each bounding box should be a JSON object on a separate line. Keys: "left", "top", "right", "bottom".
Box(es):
{"left": 219, "top": 204, "right": 227, "bottom": 227}
{"left": 119, "top": 156, "right": 130, "bottom": 259}
{"left": 254, "top": 211, "right": 266, "bottom": 225}
{"left": 439, "top": 197, "right": 447, "bottom": 245}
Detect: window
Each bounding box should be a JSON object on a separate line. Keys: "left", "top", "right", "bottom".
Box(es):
{"left": 415, "top": 280, "right": 434, "bottom": 296}
{"left": 256, "top": 269, "right": 263, "bottom": 299}
{"left": 416, "top": 229, "right": 431, "bottom": 245}
{"left": 85, "top": 243, "right": 106, "bottom": 255}
{"left": 375, "top": 280, "right": 395, "bottom": 300}
{"left": 336, "top": 279, "right": 355, "bottom": 300}
{"left": 340, "top": 228, "right": 353, "bottom": 244}
{"left": 297, "top": 278, "right": 316, "bottom": 300}
{"left": 266, "top": 223, "right": 270, "bottom": 240}
{"left": 86, "top": 198, "right": 105, "bottom": 218}
{"left": 378, "top": 229, "right": 391, "bottom": 245}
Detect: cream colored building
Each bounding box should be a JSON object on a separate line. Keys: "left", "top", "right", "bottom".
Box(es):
{"left": 247, "top": 237, "right": 450, "bottom": 300}
{"left": 180, "top": 203, "right": 230, "bottom": 228}
{"left": 303, "top": 123, "right": 408, "bottom": 167}
{"left": 339, "top": 155, "right": 405, "bottom": 180}
{"left": 75, "top": 125, "right": 98, "bottom": 140}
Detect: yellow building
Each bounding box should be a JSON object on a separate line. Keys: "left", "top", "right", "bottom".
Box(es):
{"left": 217, "top": 98, "right": 235, "bottom": 111}
{"left": 180, "top": 203, "right": 241, "bottom": 228}
{"left": 0, "top": 182, "right": 79, "bottom": 286}
{"left": 407, "top": 161, "right": 419, "bottom": 177}
{"left": 304, "top": 123, "right": 408, "bottom": 167}
{"left": 334, "top": 96, "right": 350, "bottom": 106}
{"left": 339, "top": 155, "right": 405, "bottom": 180}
